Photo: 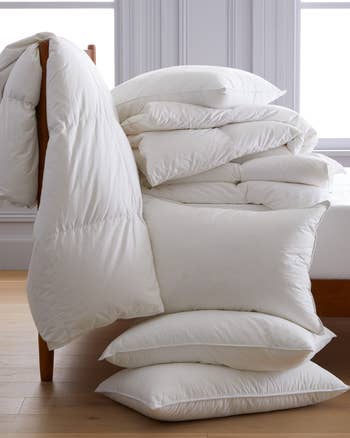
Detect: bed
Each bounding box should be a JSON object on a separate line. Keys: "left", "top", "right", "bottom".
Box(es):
{"left": 35, "top": 40, "right": 350, "bottom": 383}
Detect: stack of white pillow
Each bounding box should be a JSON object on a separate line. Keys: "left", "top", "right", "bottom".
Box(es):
{"left": 96, "top": 67, "right": 349, "bottom": 421}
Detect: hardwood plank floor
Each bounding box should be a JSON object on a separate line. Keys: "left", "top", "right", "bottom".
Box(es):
{"left": 0, "top": 271, "right": 349, "bottom": 437}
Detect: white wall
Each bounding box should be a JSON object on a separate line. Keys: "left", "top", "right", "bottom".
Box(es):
{"left": 0, "top": 0, "right": 295, "bottom": 269}
{"left": 115, "top": 0, "right": 254, "bottom": 82}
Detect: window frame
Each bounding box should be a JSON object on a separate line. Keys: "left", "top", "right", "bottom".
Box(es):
{"left": 297, "top": 0, "right": 350, "bottom": 155}
{"left": 0, "top": 0, "right": 118, "bottom": 85}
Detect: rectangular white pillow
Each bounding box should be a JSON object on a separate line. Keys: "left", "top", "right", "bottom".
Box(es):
{"left": 96, "top": 362, "right": 348, "bottom": 422}
{"left": 100, "top": 310, "right": 334, "bottom": 371}
{"left": 143, "top": 197, "right": 328, "bottom": 333}
{"left": 112, "top": 66, "right": 285, "bottom": 122}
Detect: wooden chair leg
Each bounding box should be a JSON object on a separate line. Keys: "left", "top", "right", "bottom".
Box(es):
{"left": 38, "top": 334, "right": 54, "bottom": 382}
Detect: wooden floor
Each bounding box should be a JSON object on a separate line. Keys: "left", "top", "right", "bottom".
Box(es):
{"left": 0, "top": 271, "right": 349, "bottom": 438}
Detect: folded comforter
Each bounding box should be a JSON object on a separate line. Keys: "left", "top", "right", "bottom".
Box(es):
{"left": 122, "top": 101, "right": 343, "bottom": 209}
{"left": 0, "top": 35, "right": 163, "bottom": 349}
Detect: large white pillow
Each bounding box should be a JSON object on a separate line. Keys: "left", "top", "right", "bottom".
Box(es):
{"left": 112, "top": 66, "right": 285, "bottom": 122}
{"left": 143, "top": 197, "right": 328, "bottom": 333}
{"left": 96, "top": 362, "right": 348, "bottom": 422}
{"left": 100, "top": 310, "right": 334, "bottom": 371}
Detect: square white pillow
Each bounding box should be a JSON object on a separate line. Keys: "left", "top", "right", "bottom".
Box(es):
{"left": 112, "top": 65, "right": 285, "bottom": 122}
{"left": 96, "top": 362, "right": 349, "bottom": 422}
{"left": 100, "top": 310, "right": 334, "bottom": 371}
{"left": 143, "top": 197, "right": 328, "bottom": 333}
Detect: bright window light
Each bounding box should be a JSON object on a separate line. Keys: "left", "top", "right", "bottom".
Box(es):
{"left": 300, "top": 9, "right": 350, "bottom": 138}
{"left": 0, "top": 9, "right": 114, "bottom": 88}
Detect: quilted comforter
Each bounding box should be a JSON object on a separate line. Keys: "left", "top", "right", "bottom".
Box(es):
{"left": 122, "top": 101, "right": 344, "bottom": 209}
{"left": 0, "top": 35, "right": 163, "bottom": 349}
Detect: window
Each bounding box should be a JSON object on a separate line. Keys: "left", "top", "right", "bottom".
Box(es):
{"left": 299, "top": 1, "right": 350, "bottom": 150}
{"left": 0, "top": 1, "right": 116, "bottom": 88}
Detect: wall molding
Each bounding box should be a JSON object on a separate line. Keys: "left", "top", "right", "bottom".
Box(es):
{"left": 0, "top": 211, "right": 35, "bottom": 223}
{"left": 115, "top": 0, "right": 132, "bottom": 83}
{"left": 226, "top": 0, "right": 236, "bottom": 67}
{"left": 252, "top": 0, "right": 298, "bottom": 109}
{"left": 160, "top": 0, "right": 179, "bottom": 67}
{"left": 0, "top": 219, "right": 34, "bottom": 269}
{"left": 178, "top": 0, "right": 189, "bottom": 64}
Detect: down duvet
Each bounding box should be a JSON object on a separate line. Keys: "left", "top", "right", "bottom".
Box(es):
{"left": 122, "top": 101, "right": 343, "bottom": 209}
{"left": 0, "top": 35, "right": 163, "bottom": 349}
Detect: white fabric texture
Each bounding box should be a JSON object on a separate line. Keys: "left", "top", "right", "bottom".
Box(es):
{"left": 180, "top": 171, "right": 350, "bottom": 279}
{"left": 132, "top": 122, "right": 314, "bottom": 187}
{"left": 0, "top": 36, "right": 164, "bottom": 349}
{"left": 0, "top": 35, "right": 50, "bottom": 206}
{"left": 112, "top": 67, "right": 285, "bottom": 122}
{"left": 143, "top": 180, "right": 331, "bottom": 208}
{"left": 100, "top": 310, "right": 334, "bottom": 371}
{"left": 120, "top": 101, "right": 343, "bottom": 209}
{"left": 95, "top": 361, "right": 349, "bottom": 422}
{"left": 125, "top": 101, "right": 318, "bottom": 185}
{"left": 144, "top": 196, "right": 327, "bottom": 333}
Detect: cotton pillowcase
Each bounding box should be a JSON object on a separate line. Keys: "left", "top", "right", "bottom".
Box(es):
{"left": 100, "top": 310, "right": 334, "bottom": 371}
{"left": 143, "top": 197, "right": 328, "bottom": 333}
{"left": 96, "top": 362, "right": 349, "bottom": 422}
{"left": 112, "top": 65, "right": 285, "bottom": 122}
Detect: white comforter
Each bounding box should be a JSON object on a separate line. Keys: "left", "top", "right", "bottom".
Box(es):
{"left": 122, "top": 101, "right": 343, "bottom": 209}
{"left": 0, "top": 35, "right": 163, "bottom": 349}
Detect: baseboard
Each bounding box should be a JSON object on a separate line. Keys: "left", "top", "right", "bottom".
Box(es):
{"left": 0, "top": 236, "right": 33, "bottom": 270}
{"left": 0, "top": 212, "right": 34, "bottom": 270}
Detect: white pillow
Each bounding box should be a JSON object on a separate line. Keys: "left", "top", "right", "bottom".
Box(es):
{"left": 100, "top": 310, "right": 334, "bottom": 371}
{"left": 112, "top": 66, "right": 285, "bottom": 122}
{"left": 95, "top": 362, "right": 348, "bottom": 421}
{"left": 143, "top": 197, "right": 328, "bottom": 333}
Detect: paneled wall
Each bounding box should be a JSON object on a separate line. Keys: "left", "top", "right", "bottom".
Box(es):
{"left": 0, "top": 0, "right": 295, "bottom": 269}
{"left": 115, "top": 0, "right": 254, "bottom": 83}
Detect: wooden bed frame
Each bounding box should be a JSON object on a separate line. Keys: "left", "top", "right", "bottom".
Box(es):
{"left": 35, "top": 40, "right": 350, "bottom": 383}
